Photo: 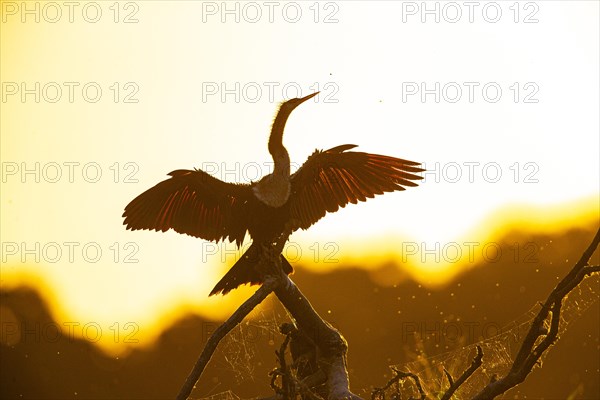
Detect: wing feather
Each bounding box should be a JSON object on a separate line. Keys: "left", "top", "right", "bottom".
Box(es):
{"left": 290, "top": 145, "right": 424, "bottom": 230}
{"left": 123, "top": 169, "right": 251, "bottom": 245}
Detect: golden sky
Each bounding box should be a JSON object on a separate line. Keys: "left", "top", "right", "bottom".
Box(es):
{"left": 1, "top": 1, "right": 598, "bottom": 354}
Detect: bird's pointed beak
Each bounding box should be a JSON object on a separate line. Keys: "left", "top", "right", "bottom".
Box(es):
{"left": 280, "top": 91, "right": 320, "bottom": 112}
{"left": 297, "top": 91, "right": 320, "bottom": 104}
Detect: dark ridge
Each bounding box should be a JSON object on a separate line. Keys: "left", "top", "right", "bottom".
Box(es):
{"left": 1, "top": 225, "right": 598, "bottom": 399}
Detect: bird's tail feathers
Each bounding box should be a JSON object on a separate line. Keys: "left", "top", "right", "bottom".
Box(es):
{"left": 209, "top": 243, "right": 293, "bottom": 296}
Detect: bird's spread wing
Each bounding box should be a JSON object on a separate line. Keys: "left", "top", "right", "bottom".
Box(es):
{"left": 122, "top": 169, "right": 251, "bottom": 245}
{"left": 289, "top": 144, "right": 424, "bottom": 230}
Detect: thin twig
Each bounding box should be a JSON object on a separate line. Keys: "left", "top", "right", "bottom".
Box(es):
{"left": 275, "top": 323, "right": 327, "bottom": 400}
{"left": 372, "top": 368, "right": 426, "bottom": 400}
{"left": 440, "top": 345, "right": 483, "bottom": 400}
{"left": 270, "top": 369, "right": 325, "bottom": 400}
{"left": 442, "top": 368, "right": 454, "bottom": 388}
{"left": 176, "top": 276, "right": 280, "bottom": 400}
{"left": 277, "top": 327, "right": 293, "bottom": 398}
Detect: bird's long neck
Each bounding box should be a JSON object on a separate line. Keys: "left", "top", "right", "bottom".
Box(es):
{"left": 268, "top": 108, "right": 291, "bottom": 178}
{"left": 252, "top": 108, "right": 292, "bottom": 208}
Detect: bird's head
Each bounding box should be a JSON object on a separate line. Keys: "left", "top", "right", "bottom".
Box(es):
{"left": 279, "top": 91, "right": 320, "bottom": 113}
{"left": 268, "top": 91, "right": 320, "bottom": 159}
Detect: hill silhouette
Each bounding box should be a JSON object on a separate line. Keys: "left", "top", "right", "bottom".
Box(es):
{"left": 1, "top": 225, "right": 598, "bottom": 399}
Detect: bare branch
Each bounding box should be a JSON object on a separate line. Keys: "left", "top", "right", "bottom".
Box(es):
{"left": 178, "top": 222, "right": 362, "bottom": 399}
{"left": 270, "top": 328, "right": 294, "bottom": 398}
{"left": 270, "top": 324, "right": 326, "bottom": 400}
{"left": 440, "top": 345, "right": 483, "bottom": 400}
{"left": 372, "top": 368, "right": 426, "bottom": 400}
{"left": 471, "top": 227, "right": 600, "bottom": 400}
{"left": 176, "top": 276, "right": 280, "bottom": 400}
{"left": 443, "top": 368, "right": 454, "bottom": 388}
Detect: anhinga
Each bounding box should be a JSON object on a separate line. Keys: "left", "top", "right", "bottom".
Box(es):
{"left": 123, "top": 92, "right": 423, "bottom": 296}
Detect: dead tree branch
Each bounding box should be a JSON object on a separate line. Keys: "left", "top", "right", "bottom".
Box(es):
{"left": 178, "top": 226, "right": 362, "bottom": 399}
{"left": 270, "top": 331, "right": 325, "bottom": 400}
{"left": 278, "top": 322, "right": 327, "bottom": 399}
{"left": 269, "top": 227, "right": 362, "bottom": 399}
{"left": 373, "top": 227, "right": 599, "bottom": 400}
{"left": 274, "top": 274, "right": 362, "bottom": 400}
{"left": 471, "top": 227, "right": 600, "bottom": 400}
{"left": 274, "top": 279, "right": 356, "bottom": 399}
{"left": 372, "top": 368, "right": 426, "bottom": 400}
{"left": 176, "top": 276, "right": 280, "bottom": 400}
{"left": 440, "top": 345, "right": 483, "bottom": 400}
{"left": 269, "top": 330, "right": 293, "bottom": 398}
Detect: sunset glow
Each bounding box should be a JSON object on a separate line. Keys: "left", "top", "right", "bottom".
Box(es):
{"left": 1, "top": 1, "right": 598, "bottom": 359}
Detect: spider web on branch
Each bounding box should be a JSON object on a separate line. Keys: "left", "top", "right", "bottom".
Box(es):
{"left": 190, "top": 272, "right": 598, "bottom": 400}
{"left": 212, "top": 299, "right": 291, "bottom": 384}
{"left": 388, "top": 274, "right": 600, "bottom": 399}
{"left": 191, "top": 390, "right": 241, "bottom": 400}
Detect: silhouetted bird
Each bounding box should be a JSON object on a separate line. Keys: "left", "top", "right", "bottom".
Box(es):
{"left": 123, "top": 92, "right": 423, "bottom": 295}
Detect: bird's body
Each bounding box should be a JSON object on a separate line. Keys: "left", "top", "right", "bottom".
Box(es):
{"left": 246, "top": 195, "right": 291, "bottom": 242}
{"left": 123, "top": 92, "right": 424, "bottom": 295}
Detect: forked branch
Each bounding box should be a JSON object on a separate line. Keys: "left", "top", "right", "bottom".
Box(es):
{"left": 440, "top": 345, "right": 483, "bottom": 400}
{"left": 471, "top": 227, "right": 600, "bottom": 400}
{"left": 177, "top": 228, "right": 363, "bottom": 399}
{"left": 374, "top": 227, "right": 599, "bottom": 400}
